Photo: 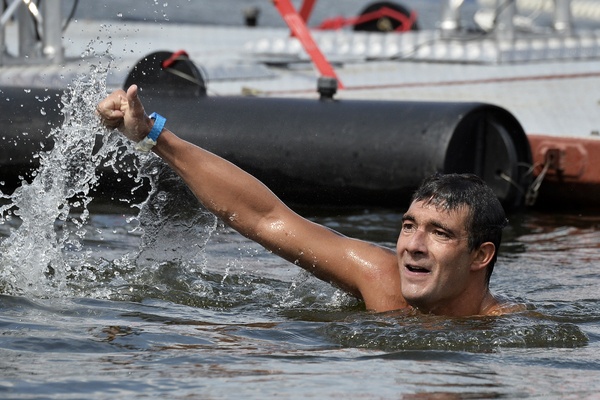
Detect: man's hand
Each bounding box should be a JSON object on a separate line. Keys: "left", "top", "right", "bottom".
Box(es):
{"left": 97, "top": 85, "right": 153, "bottom": 143}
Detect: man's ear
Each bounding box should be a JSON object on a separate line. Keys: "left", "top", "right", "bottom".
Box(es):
{"left": 470, "top": 242, "right": 496, "bottom": 272}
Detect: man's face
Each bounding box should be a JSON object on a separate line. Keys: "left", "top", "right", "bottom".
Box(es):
{"left": 396, "top": 200, "right": 478, "bottom": 314}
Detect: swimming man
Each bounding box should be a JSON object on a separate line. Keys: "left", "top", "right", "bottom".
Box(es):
{"left": 97, "top": 85, "right": 518, "bottom": 317}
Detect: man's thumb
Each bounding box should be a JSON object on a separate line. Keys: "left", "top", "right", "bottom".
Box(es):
{"left": 126, "top": 84, "right": 140, "bottom": 109}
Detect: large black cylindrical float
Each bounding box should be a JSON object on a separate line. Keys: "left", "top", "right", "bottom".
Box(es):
{"left": 138, "top": 93, "right": 532, "bottom": 210}
{"left": 0, "top": 85, "right": 532, "bottom": 210}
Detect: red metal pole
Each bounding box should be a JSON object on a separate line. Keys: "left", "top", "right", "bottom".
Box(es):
{"left": 298, "top": 0, "right": 317, "bottom": 23}
{"left": 272, "top": 0, "right": 344, "bottom": 89}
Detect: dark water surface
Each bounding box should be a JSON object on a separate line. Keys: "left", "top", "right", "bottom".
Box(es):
{"left": 1, "top": 187, "right": 599, "bottom": 398}
{"left": 2, "top": 1, "right": 600, "bottom": 398}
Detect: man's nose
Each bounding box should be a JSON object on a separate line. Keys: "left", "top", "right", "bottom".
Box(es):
{"left": 403, "top": 229, "right": 428, "bottom": 255}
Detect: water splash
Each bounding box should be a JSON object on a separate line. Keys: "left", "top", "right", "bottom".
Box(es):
{"left": 109, "top": 159, "right": 218, "bottom": 301}
{"left": 0, "top": 59, "right": 125, "bottom": 297}
{"left": 0, "top": 52, "right": 219, "bottom": 300}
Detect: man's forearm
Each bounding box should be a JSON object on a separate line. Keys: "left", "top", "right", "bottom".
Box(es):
{"left": 151, "top": 128, "right": 286, "bottom": 238}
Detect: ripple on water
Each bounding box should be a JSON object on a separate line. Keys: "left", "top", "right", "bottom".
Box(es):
{"left": 321, "top": 312, "right": 589, "bottom": 353}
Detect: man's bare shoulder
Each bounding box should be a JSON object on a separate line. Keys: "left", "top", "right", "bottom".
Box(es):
{"left": 483, "top": 299, "right": 527, "bottom": 316}
{"left": 351, "top": 241, "right": 407, "bottom": 312}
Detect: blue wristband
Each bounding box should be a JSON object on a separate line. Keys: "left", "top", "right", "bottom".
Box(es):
{"left": 147, "top": 112, "right": 166, "bottom": 141}
{"left": 135, "top": 112, "right": 166, "bottom": 152}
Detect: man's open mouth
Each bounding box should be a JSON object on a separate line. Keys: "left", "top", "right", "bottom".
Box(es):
{"left": 406, "top": 264, "right": 430, "bottom": 273}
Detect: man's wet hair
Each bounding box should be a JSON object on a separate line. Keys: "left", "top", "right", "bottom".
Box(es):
{"left": 411, "top": 173, "right": 508, "bottom": 286}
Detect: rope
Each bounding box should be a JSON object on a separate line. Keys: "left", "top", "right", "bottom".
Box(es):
{"left": 524, "top": 161, "right": 551, "bottom": 206}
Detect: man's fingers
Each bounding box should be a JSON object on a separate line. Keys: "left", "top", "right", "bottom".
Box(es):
{"left": 97, "top": 86, "right": 147, "bottom": 139}
{"left": 97, "top": 90, "right": 126, "bottom": 115}
{"left": 96, "top": 90, "right": 128, "bottom": 129}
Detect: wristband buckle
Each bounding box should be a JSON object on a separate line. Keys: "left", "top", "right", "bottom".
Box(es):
{"left": 135, "top": 112, "right": 166, "bottom": 152}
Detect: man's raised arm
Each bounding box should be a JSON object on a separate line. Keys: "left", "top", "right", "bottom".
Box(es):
{"left": 97, "top": 85, "right": 404, "bottom": 312}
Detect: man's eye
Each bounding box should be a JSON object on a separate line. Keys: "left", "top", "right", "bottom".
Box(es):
{"left": 402, "top": 223, "right": 415, "bottom": 232}
{"left": 433, "top": 230, "right": 451, "bottom": 239}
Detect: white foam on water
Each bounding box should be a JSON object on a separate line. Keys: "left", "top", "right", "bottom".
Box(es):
{"left": 0, "top": 49, "right": 127, "bottom": 297}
